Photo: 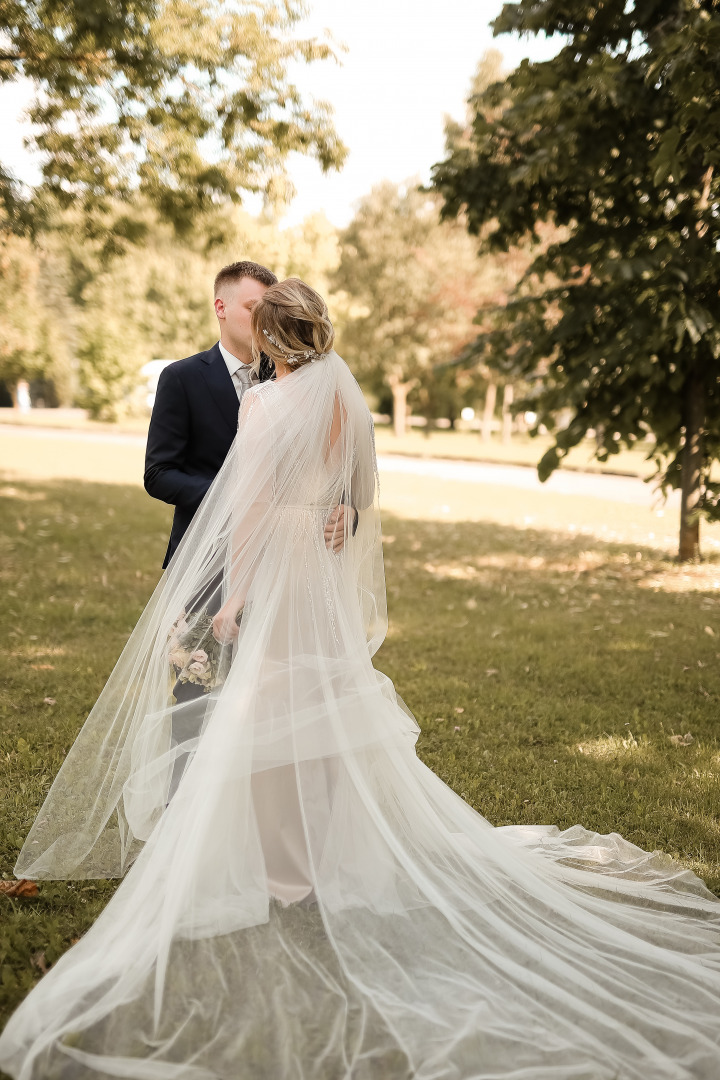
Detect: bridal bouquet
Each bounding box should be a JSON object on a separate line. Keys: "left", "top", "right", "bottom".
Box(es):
{"left": 167, "top": 608, "right": 242, "bottom": 693}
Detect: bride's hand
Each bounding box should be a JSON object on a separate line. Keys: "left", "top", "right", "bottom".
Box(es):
{"left": 212, "top": 605, "right": 242, "bottom": 644}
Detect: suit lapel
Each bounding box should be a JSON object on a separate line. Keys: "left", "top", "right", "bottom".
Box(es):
{"left": 200, "top": 343, "right": 240, "bottom": 436}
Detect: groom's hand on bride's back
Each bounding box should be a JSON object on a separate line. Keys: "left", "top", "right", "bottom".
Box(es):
{"left": 324, "top": 505, "right": 358, "bottom": 552}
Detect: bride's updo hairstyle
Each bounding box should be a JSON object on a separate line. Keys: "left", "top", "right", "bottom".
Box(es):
{"left": 251, "top": 277, "right": 335, "bottom": 372}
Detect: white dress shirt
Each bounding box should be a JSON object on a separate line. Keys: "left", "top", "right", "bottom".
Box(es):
{"left": 218, "top": 340, "right": 257, "bottom": 403}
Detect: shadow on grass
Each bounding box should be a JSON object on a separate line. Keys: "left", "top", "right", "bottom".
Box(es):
{"left": 1, "top": 479, "right": 719, "bottom": 1034}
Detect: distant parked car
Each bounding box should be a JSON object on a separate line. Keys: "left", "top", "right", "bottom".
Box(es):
{"left": 140, "top": 360, "right": 177, "bottom": 412}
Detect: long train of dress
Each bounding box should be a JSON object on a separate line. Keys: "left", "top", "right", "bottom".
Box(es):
{"left": 1, "top": 354, "right": 719, "bottom": 1079}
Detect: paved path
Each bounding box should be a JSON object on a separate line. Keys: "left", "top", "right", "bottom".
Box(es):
{"left": 376, "top": 454, "right": 674, "bottom": 508}
{"left": 0, "top": 424, "right": 672, "bottom": 507}
{"left": 0, "top": 424, "right": 147, "bottom": 447}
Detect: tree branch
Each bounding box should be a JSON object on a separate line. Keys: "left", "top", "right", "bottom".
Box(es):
{"left": 699, "top": 165, "right": 714, "bottom": 210}
{"left": 0, "top": 51, "right": 110, "bottom": 64}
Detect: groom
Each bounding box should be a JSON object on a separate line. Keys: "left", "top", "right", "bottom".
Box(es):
{"left": 144, "top": 260, "right": 352, "bottom": 566}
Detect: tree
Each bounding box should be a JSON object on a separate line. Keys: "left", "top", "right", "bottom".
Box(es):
{"left": 436, "top": 49, "right": 548, "bottom": 441}
{"left": 0, "top": 231, "right": 73, "bottom": 404}
{"left": 433, "top": 1, "right": 720, "bottom": 560}
{"left": 333, "top": 181, "right": 506, "bottom": 436}
{"left": 74, "top": 248, "right": 153, "bottom": 420}
{"left": 0, "top": 0, "right": 345, "bottom": 236}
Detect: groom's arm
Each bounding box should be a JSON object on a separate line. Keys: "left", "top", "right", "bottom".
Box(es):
{"left": 144, "top": 364, "right": 211, "bottom": 508}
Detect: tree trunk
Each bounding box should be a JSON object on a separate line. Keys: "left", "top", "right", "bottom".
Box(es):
{"left": 481, "top": 382, "right": 497, "bottom": 443}
{"left": 388, "top": 375, "right": 416, "bottom": 438}
{"left": 678, "top": 368, "right": 705, "bottom": 562}
{"left": 501, "top": 383, "right": 514, "bottom": 445}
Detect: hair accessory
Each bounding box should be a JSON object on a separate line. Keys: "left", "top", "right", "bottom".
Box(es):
{"left": 262, "top": 329, "right": 329, "bottom": 364}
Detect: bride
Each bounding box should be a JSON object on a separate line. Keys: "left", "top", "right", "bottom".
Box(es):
{"left": 1, "top": 278, "right": 719, "bottom": 1080}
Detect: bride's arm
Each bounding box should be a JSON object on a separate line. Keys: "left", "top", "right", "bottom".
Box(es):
{"left": 323, "top": 395, "right": 377, "bottom": 550}
{"left": 211, "top": 500, "right": 268, "bottom": 642}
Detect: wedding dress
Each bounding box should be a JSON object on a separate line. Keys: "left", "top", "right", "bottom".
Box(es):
{"left": 1, "top": 352, "right": 720, "bottom": 1080}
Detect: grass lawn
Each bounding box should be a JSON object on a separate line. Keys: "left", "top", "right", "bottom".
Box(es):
{"left": 1, "top": 468, "right": 720, "bottom": 1048}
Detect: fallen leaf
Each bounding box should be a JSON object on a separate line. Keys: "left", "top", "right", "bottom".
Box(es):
{"left": 453, "top": 726, "right": 461, "bottom": 732}
{"left": 669, "top": 733, "right": 694, "bottom": 747}
{"left": 30, "top": 950, "right": 48, "bottom": 974}
{"left": 0, "top": 879, "right": 39, "bottom": 898}
{"left": 648, "top": 630, "right": 669, "bottom": 638}
{"left": 454, "top": 707, "right": 464, "bottom": 714}
{"left": 485, "top": 669, "right": 499, "bottom": 677}
{"left": 43, "top": 697, "right": 56, "bottom": 705}
{"left": 434, "top": 717, "right": 445, "bottom": 723}
{"left": 704, "top": 626, "right": 715, "bottom": 637}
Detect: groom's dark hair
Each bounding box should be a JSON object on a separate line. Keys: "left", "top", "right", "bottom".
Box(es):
{"left": 214, "top": 260, "right": 277, "bottom": 296}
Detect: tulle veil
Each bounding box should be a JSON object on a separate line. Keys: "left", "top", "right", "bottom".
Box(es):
{"left": 13, "top": 350, "right": 389, "bottom": 882}
{"left": 2, "top": 351, "right": 720, "bottom": 1080}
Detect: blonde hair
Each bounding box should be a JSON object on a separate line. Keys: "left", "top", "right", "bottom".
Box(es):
{"left": 251, "top": 278, "right": 335, "bottom": 372}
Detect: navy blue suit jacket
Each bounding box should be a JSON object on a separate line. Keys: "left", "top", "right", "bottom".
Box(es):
{"left": 144, "top": 343, "right": 273, "bottom": 568}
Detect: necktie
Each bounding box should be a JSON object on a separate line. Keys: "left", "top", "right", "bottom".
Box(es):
{"left": 232, "top": 363, "right": 255, "bottom": 402}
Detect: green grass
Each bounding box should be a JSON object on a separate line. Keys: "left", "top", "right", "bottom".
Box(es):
{"left": 1, "top": 477, "right": 720, "bottom": 1046}
{"left": 380, "top": 520, "right": 720, "bottom": 879}
{"left": 0, "top": 479, "right": 170, "bottom": 1043}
